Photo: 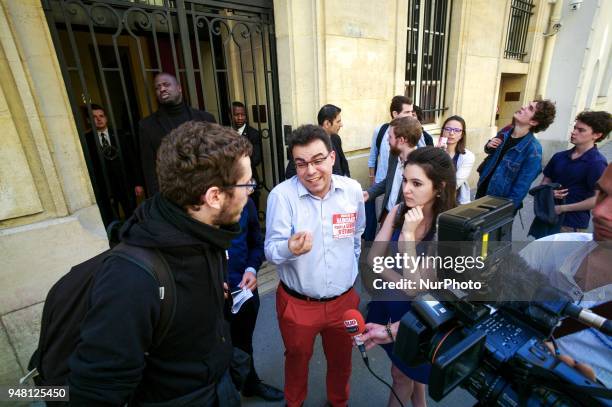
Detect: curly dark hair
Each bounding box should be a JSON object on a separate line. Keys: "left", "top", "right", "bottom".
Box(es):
{"left": 531, "top": 99, "right": 556, "bottom": 133}
{"left": 575, "top": 110, "right": 612, "bottom": 142}
{"left": 156, "top": 121, "right": 252, "bottom": 207}
{"left": 398, "top": 146, "right": 457, "bottom": 228}
{"left": 288, "top": 124, "right": 333, "bottom": 155}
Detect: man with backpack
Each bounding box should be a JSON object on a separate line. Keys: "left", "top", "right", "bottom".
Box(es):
{"left": 363, "top": 96, "right": 416, "bottom": 240}
{"left": 63, "top": 122, "right": 253, "bottom": 405}
{"left": 363, "top": 116, "right": 422, "bottom": 226}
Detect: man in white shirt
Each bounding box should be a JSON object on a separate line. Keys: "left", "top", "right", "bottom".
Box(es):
{"left": 363, "top": 116, "right": 422, "bottom": 225}
{"left": 265, "top": 125, "right": 365, "bottom": 407}
{"left": 520, "top": 163, "right": 612, "bottom": 387}
{"left": 364, "top": 96, "right": 416, "bottom": 240}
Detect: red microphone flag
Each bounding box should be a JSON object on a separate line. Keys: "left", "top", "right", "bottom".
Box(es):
{"left": 342, "top": 309, "right": 365, "bottom": 336}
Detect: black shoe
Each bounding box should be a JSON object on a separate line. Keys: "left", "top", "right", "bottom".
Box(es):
{"left": 242, "top": 381, "right": 284, "bottom": 401}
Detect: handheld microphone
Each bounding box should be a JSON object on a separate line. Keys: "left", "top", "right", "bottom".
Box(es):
{"left": 342, "top": 309, "right": 367, "bottom": 361}
{"left": 343, "top": 309, "right": 406, "bottom": 407}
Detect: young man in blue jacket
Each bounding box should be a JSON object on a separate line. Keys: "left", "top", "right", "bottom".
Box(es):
{"left": 475, "top": 99, "right": 556, "bottom": 209}
{"left": 228, "top": 197, "right": 284, "bottom": 401}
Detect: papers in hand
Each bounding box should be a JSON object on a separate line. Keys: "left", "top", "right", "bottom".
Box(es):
{"left": 231, "top": 287, "right": 254, "bottom": 314}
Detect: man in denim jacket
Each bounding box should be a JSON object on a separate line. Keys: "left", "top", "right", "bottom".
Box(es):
{"left": 475, "top": 99, "right": 556, "bottom": 209}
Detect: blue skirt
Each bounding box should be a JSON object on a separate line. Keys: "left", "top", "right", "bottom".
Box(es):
{"left": 366, "top": 300, "right": 431, "bottom": 384}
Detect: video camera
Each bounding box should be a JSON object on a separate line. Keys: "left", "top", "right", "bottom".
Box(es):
{"left": 392, "top": 197, "right": 612, "bottom": 406}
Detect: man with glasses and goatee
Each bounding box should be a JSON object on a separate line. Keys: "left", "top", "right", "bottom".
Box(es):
{"left": 265, "top": 125, "right": 365, "bottom": 407}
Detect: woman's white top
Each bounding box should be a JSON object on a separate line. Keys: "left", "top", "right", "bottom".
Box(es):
{"left": 455, "top": 148, "right": 475, "bottom": 204}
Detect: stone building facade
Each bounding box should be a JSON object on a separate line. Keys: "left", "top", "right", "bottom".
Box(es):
{"left": 0, "top": 0, "right": 609, "bottom": 387}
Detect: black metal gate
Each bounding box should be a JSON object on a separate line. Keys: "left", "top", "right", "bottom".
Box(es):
{"left": 42, "top": 0, "right": 284, "bottom": 218}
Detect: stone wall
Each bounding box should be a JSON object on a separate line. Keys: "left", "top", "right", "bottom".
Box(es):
{"left": 0, "top": 0, "right": 108, "bottom": 386}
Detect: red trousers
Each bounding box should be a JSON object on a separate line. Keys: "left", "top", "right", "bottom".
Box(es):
{"left": 276, "top": 284, "right": 360, "bottom": 407}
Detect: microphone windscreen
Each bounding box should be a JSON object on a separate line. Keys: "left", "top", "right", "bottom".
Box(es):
{"left": 342, "top": 309, "right": 365, "bottom": 335}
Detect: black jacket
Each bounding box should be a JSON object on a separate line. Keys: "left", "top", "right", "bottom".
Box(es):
{"left": 284, "top": 133, "right": 351, "bottom": 179}
{"left": 85, "top": 128, "right": 143, "bottom": 190}
{"left": 422, "top": 130, "right": 434, "bottom": 146}
{"left": 238, "top": 125, "right": 263, "bottom": 182}
{"left": 138, "top": 104, "right": 216, "bottom": 196}
{"left": 84, "top": 128, "right": 143, "bottom": 223}
{"left": 68, "top": 195, "right": 239, "bottom": 406}
{"left": 527, "top": 183, "right": 564, "bottom": 239}
{"left": 330, "top": 133, "right": 351, "bottom": 177}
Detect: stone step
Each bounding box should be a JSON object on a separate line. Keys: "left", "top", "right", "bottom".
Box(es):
{"left": 256, "top": 262, "right": 278, "bottom": 296}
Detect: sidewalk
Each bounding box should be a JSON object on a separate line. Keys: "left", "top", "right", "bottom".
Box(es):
{"left": 242, "top": 283, "right": 476, "bottom": 407}
{"left": 0, "top": 142, "right": 609, "bottom": 406}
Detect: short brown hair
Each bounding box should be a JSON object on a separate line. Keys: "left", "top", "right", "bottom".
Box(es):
{"left": 531, "top": 99, "right": 556, "bottom": 133}
{"left": 575, "top": 110, "right": 612, "bottom": 142}
{"left": 156, "top": 121, "right": 252, "bottom": 207}
{"left": 389, "top": 95, "right": 413, "bottom": 118}
{"left": 389, "top": 116, "right": 422, "bottom": 147}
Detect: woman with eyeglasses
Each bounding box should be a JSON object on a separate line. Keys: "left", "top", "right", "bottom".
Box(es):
{"left": 437, "top": 115, "right": 475, "bottom": 204}
{"left": 365, "top": 147, "right": 457, "bottom": 407}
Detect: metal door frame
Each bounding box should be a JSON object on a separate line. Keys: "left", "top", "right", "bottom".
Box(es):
{"left": 42, "top": 0, "right": 285, "bottom": 200}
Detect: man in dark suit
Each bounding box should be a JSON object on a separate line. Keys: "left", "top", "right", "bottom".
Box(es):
{"left": 138, "top": 72, "right": 216, "bottom": 196}
{"left": 232, "top": 101, "right": 263, "bottom": 211}
{"left": 285, "top": 104, "right": 351, "bottom": 178}
{"left": 228, "top": 197, "right": 284, "bottom": 401}
{"left": 85, "top": 104, "right": 143, "bottom": 226}
{"left": 363, "top": 116, "right": 422, "bottom": 225}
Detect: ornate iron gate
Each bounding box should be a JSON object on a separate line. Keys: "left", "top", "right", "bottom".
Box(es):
{"left": 43, "top": 0, "right": 284, "bottom": 214}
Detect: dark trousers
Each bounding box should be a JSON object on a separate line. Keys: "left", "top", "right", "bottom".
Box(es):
{"left": 251, "top": 190, "right": 261, "bottom": 214}
{"left": 230, "top": 289, "right": 260, "bottom": 387}
{"left": 98, "top": 188, "right": 134, "bottom": 227}
{"left": 96, "top": 162, "right": 137, "bottom": 228}
{"left": 362, "top": 199, "right": 378, "bottom": 241}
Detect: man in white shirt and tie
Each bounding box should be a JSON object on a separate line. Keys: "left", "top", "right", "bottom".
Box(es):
{"left": 265, "top": 125, "right": 365, "bottom": 407}
{"left": 85, "top": 104, "right": 143, "bottom": 227}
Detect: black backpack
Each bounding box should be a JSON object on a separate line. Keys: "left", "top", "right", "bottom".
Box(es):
{"left": 373, "top": 123, "right": 390, "bottom": 173}
{"left": 24, "top": 242, "right": 176, "bottom": 386}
